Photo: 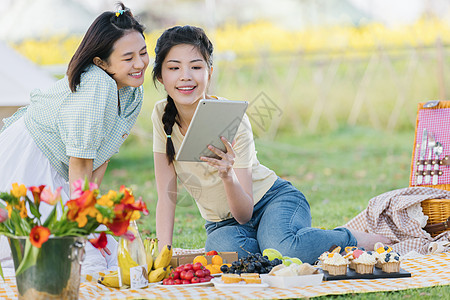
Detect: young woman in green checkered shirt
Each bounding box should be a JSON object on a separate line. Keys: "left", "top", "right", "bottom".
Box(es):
{"left": 0, "top": 3, "right": 149, "bottom": 274}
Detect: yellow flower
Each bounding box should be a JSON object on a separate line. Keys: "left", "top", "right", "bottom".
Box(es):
{"left": 97, "top": 193, "right": 115, "bottom": 207}
{"left": 18, "top": 200, "right": 27, "bottom": 218}
{"left": 5, "top": 203, "right": 13, "bottom": 218}
{"left": 75, "top": 213, "right": 88, "bottom": 228}
{"left": 130, "top": 210, "right": 141, "bottom": 221}
{"left": 11, "top": 183, "right": 27, "bottom": 198}
{"left": 96, "top": 213, "right": 108, "bottom": 224}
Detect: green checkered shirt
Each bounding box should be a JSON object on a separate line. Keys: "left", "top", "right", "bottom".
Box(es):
{"left": 2, "top": 64, "right": 143, "bottom": 180}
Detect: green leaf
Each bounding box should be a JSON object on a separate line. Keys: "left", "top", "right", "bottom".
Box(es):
{"left": 10, "top": 211, "right": 26, "bottom": 236}
{"left": 83, "top": 175, "right": 89, "bottom": 191}
{"left": 0, "top": 192, "right": 15, "bottom": 203}
{"left": 43, "top": 205, "right": 57, "bottom": 228}
{"left": 15, "top": 239, "right": 40, "bottom": 277}
{"left": 0, "top": 258, "right": 4, "bottom": 281}
{"left": 25, "top": 197, "right": 41, "bottom": 223}
{"left": 10, "top": 238, "right": 23, "bottom": 267}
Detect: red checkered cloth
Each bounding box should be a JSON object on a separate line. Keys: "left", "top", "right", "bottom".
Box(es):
{"left": 411, "top": 108, "right": 450, "bottom": 186}
{"left": 345, "top": 187, "right": 450, "bottom": 255}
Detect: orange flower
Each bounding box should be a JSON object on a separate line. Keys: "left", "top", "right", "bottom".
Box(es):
{"left": 29, "top": 226, "right": 51, "bottom": 248}
{"left": 119, "top": 185, "right": 134, "bottom": 205}
{"left": 67, "top": 190, "right": 97, "bottom": 227}
{"left": 127, "top": 198, "right": 149, "bottom": 216}
{"left": 29, "top": 185, "right": 46, "bottom": 206}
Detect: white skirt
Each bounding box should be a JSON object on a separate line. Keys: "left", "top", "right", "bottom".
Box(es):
{"left": 0, "top": 117, "right": 117, "bottom": 275}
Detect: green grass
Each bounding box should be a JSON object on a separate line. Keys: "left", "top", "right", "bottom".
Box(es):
{"left": 100, "top": 124, "right": 449, "bottom": 298}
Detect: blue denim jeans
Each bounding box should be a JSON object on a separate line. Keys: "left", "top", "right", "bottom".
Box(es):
{"left": 204, "top": 177, "right": 357, "bottom": 264}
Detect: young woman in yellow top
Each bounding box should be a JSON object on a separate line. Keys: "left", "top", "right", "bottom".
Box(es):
{"left": 151, "top": 25, "right": 390, "bottom": 263}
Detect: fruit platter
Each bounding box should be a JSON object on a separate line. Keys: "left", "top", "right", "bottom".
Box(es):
{"left": 161, "top": 262, "right": 214, "bottom": 286}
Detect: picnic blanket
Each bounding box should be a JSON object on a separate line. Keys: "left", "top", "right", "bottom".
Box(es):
{"left": 1, "top": 252, "right": 449, "bottom": 299}
{"left": 345, "top": 187, "right": 450, "bottom": 255}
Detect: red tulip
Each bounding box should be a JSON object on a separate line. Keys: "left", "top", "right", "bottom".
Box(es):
{"left": 89, "top": 232, "right": 108, "bottom": 249}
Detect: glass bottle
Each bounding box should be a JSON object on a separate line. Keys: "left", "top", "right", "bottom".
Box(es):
{"left": 117, "top": 221, "right": 148, "bottom": 289}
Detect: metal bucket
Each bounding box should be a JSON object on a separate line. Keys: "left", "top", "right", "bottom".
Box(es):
{"left": 8, "top": 236, "right": 86, "bottom": 300}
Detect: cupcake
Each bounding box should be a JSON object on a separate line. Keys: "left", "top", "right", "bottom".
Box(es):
{"left": 379, "top": 252, "right": 401, "bottom": 273}
{"left": 343, "top": 248, "right": 363, "bottom": 270}
{"left": 318, "top": 251, "right": 329, "bottom": 271}
{"left": 221, "top": 274, "right": 242, "bottom": 284}
{"left": 319, "top": 246, "right": 342, "bottom": 272}
{"left": 323, "top": 253, "right": 349, "bottom": 276}
{"left": 374, "top": 243, "right": 393, "bottom": 268}
{"left": 352, "top": 251, "right": 376, "bottom": 274}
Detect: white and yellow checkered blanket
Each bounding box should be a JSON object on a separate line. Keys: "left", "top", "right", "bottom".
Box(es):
{"left": 1, "top": 252, "right": 449, "bottom": 299}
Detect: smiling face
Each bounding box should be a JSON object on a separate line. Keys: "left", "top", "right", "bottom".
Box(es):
{"left": 158, "top": 44, "right": 212, "bottom": 108}
{"left": 94, "top": 30, "right": 149, "bottom": 89}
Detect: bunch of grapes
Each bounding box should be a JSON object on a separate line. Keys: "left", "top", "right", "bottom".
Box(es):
{"left": 220, "top": 253, "right": 282, "bottom": 274}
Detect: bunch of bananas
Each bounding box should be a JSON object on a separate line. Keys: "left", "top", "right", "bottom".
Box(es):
{"left": 144, "top": 238, "right": 173, "bottom": 283}
{"left": 98, "top": 238, "right": 174, "bottom": 288}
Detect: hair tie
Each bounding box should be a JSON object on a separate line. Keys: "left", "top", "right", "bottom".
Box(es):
{"left": 115, "top": 10, "right": 125, "bottom": 17}
{"left": 167, "top": 135, "right": 171, "bottom": 138}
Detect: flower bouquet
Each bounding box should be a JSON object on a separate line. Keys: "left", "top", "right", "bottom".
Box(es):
{"left": 0, "top": 178, "right": 148, "bottom": 281}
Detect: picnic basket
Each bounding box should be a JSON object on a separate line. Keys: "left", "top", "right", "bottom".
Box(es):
{"left": 409, "top": 100, "right": 450, "bottom": 237}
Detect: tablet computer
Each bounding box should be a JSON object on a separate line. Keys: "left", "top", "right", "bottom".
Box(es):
{"left": 176, "top": 99, "right": 248, "bottom": 162}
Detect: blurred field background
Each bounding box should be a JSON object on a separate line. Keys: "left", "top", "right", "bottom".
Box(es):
{"left": 1, "top": 1, "right": 450, "bottom": 297}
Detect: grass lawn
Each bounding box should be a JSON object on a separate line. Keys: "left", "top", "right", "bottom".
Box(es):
{"left": 101, "top": 125, "right": 449, "bottom": 299}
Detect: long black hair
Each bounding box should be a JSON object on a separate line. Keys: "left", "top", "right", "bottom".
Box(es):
{"left": 67, "top": 2, "right": 145, "bottom": 92}
{"left": 152, "top": 25, "right": 214, "bottom": 164}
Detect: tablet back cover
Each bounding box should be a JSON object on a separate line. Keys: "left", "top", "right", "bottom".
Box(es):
{"left": 176, "top": 99, "right": 248, "bottom": 162}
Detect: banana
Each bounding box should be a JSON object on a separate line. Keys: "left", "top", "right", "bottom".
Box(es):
{"left": 98, "top": 271, "right": 120, "bottom": 288}
{"left": 165, "top": 265, "right": 174, "bottom": 279}
{"left": 151, "top": 238, "right": 160, "bottom": 263}
{"left": 148, "top": 267, "right": 167, "bottom": 283}
{"left": 144, "top": 238, "right": 154, "bottom": 272}
{"left": 153, "top": 244, "right": 173, "bottom": 269}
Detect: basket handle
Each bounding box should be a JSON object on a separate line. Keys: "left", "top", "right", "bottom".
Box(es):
{"left": 424, "top": 217, "right": 450, "bottom": 234}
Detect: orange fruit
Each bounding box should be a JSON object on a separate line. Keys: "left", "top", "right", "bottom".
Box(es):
{"left": 211, "top": 255, "right": 223, "bottom": 266}
{"left": 205, "top": 264, "right": 221, "bottom": 274}
{"left": 193, "top": 255, "right": 208, "bottom": 266}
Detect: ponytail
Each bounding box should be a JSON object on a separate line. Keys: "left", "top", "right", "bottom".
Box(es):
{"left": 162, "top": 96, "right": 179, "bottom": 164}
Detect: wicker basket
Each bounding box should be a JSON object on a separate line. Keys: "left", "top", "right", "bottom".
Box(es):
{"left": 421, "top": 199, "right": 450, "bottom": 237}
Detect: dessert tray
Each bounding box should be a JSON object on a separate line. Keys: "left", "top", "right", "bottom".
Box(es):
{"left": 320, "top": 267, "right": 411, "bottom": 281}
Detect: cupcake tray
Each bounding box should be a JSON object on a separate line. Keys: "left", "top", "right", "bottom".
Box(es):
{"left": 320, "top": 267, "right": 411, "bottom": 281}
